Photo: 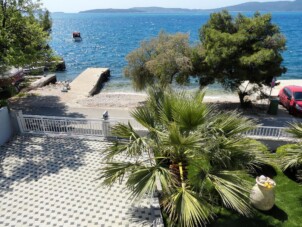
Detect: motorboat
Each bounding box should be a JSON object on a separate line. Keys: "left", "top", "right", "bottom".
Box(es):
{"left": 73, "top": 32, "right": 82, "bottom": 42}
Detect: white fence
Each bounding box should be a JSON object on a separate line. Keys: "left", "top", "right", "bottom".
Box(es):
{"left": 16, "top": 111, "right": 145, "bottom": 137}
{"left": 244, "top": 126, "right": 293, "bottom": 140}
{"left": 16, "top": 111, "right": 294, "bottom": 140}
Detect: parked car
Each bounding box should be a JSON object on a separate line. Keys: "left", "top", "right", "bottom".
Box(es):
{"left": 278, "top": 85, "right": 302, "bottom": 115}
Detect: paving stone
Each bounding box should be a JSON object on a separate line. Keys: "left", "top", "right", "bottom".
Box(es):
{"left": 0, "top": 135, "right": 163, "bottom": 226}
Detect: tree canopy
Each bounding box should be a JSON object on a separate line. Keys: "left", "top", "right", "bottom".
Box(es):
{"left": 200, "top": 11, "right": 286, "bottom": 91}
{"left": 40, "top": 9, "right": 52, "bottom": 33}
{"left": 124, "top": 11, "right": 286, "bottom": 104}
{"left": 0, "top": 0, "right": 53, "bottom": 74}
{"left": 124, "top": 31, "right": 197, "bottom": 90}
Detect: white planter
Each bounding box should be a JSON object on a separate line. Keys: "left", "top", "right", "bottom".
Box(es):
{"left": 250, "top": 176, "right": 276, "bottom": 211}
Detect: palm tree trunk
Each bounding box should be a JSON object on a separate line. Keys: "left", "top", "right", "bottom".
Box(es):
{"left": 179, "top": 162, "right": 186, "bottom": 189}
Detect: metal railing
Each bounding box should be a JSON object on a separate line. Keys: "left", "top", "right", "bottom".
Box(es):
{"left": 16, "top": 111, "right": 145, "bottom": 137}
{"left": 244, "top": 126, "right": 293, "bottom": 140}
{"left": 16, "top": 111, "right": 294, "bottom": 140}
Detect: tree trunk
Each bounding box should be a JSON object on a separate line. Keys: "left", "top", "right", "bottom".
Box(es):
{"left": 179, "top": 162, "right": 186, "bottom": 189}
{"left": 238, "top": 91, "right": 245, "bottom": 106}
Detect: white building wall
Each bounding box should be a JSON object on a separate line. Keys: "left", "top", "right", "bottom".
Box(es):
{"left": 0, "top": 107, "right": 12, "bottom": 145}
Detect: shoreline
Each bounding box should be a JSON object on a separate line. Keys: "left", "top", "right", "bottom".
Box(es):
{"left": 8, "top": 80, "right": 298, "bottom": 119}
{"left": 20, "top": 82, "right": 240, "bottom": 109}
{"left": 10, "top": 79, "right": 302, "bottom": 114}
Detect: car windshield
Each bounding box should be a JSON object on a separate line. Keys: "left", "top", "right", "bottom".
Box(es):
{"left": 294, "top": 92, "right": 302, "bottom": 101}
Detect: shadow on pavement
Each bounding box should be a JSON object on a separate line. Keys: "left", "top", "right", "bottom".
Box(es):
{"left": 0, "top": 135, "right": 92, "bottom": 196}
{"left": 8, "top": 94, "right": 85, "bottom": 118}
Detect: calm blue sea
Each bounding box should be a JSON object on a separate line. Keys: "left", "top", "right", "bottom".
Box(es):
{"left": 50, "top": 12, "right": 302, "bottom": 92}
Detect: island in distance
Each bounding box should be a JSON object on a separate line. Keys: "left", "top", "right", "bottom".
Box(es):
{"left": 79, "top": 0, "right": 302, "bottom": 13}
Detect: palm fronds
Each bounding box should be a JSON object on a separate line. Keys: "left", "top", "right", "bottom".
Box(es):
{"left": 172, "top": 91, "right": 210, "bottom": 132}
{"left": 105, "top": 123, "right": 148, "bottom": 158}
{"left": 98, "top": 162, "right": 141, "bottom": 186}
{"left": 209, "top": 111, "right": 257, "bottom": 138}
{"left": 99, "top": 89, "right": 266, "bottom": 226}
{"left": 163, "top": 187, "right": 214, "bottom": 227}
{"left": 278, "top": 123, "right": 302, "bottom": 173}
{"left": 278, "top": 147, "right": 302, "bottom": 170}
{"left": 127, "top": 165, "right": 175, "bottom": 199}
{"left": 131, "top": 107, "right": 157, "bottom": 130}
{"left": 287, "top": 122, "right": 302, "bottom": 138}
{"left": 207, "top": 171, "right": 253, "bottom": 216}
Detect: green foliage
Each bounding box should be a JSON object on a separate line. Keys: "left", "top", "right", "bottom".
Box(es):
{"left": 274, "top": 123, "right": 302, "bottom": 181}
{"left": 40, "top": 10, "right": 52, "bottom": 32}
{"left": 124, "top": 11, "right": 286, "bottom": 100}
{"left": 287, "top": 122, "right": 302, "bottom": 138}
{"left": 200, "top": 11, "right": 286, "bottom": 92}
{"left": 124, "top": 31, "right": 197, "bottom": 90}
{"left": 0, "top": 0, "right": 54, "bottom": 74}
{"left": 276, "top": 143, "right": 302, "bottom": 171}
{"left": 276, "top": 143, "right": 300, "bottom": 156}
{"left": 100, "top": 89, "right": 269, "bottom": 226}
{"left": 211, "top": 168, "right": 302, "bottom": 226}
{"left": 0, "top": 98, "right": 7, "bottom": 107}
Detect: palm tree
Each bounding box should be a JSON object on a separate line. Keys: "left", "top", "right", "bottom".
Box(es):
{"left": 277, "top": 123, "right": 302, "bottom": 180}
{"left": 99, "top": 88, "right": 266, "bottom": 226}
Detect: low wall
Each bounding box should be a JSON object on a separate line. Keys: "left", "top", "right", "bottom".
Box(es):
{"left": 0, "top": 107, "right": 12, "bottom": 145}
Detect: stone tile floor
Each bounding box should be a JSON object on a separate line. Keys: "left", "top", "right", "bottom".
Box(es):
{"left": 0, "top": 135, "right": 163, "bottom": 227}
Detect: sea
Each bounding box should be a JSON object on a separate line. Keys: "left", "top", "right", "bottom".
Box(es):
{"left": 50, "top": 12, "right": 302, "bottom": 93}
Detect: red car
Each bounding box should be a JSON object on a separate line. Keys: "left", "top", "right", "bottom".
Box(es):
{"left": 278, "top": 85, "right": 302, "bottom": 115}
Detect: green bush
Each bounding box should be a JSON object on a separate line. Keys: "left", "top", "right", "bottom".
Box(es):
{"left": 0, "top": 99, "right": 7, "bottom": 108}
{"left": 276, "top": 143, "right": 300, "bottom": 156}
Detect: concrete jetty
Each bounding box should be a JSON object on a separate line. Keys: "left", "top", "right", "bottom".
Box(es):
{"left": 70, "top": 68, "right": 110, "bottom": 96}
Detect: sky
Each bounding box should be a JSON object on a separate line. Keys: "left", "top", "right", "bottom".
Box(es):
{"left": 41, "top": 0, "right": 287, "bottom": 13}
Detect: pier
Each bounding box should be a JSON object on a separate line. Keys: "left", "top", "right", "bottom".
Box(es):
{"left": 70, "top": 68, "right": 110, "bottom": 96}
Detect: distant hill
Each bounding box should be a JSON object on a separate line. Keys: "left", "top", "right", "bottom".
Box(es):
{"left": 79, "top": 0, "right": 302, "bottom": 13}
{"left": 129, "top": 7, "right": 200, "bottom": 13}
{"left": 79, "top": 8, "right": 144, "bottom": 13}
{"left": 79, "top": 7, "right": 202, "bottom": 13}
{"left": 215, "top": 0, "right": 302, "bottom": 11}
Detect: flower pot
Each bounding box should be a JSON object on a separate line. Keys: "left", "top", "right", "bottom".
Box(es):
{"left": 250, "top": 176, "right": 276, "bottom": 211}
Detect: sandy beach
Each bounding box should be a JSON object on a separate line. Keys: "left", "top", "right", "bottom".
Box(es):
{"left": 7, "top": 79, "right": 302, "bottom": 128}
{"left": 8, "top": 79, "right": 302, "bottom": 120}
{"left": 11, "top": 81, "right": 239, "bottom": 109}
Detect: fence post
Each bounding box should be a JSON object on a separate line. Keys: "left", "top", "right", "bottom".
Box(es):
{"left": 16, "top": 110, "right": 24, "bottom": 133}
{"left": 102, "top": 119, "right": 110, "bottom": 137}
{"left": 41, "top": 116, "right": 46, "bottom": 133}
{"left": 278, "top": 128, "right": 282, "bottom": 139}
{"left": 64, "top": 118, "right": 69, "bottom": 133}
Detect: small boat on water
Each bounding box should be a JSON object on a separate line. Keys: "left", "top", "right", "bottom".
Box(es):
{"left": 73, "top": 32, "right": 82, "bottom": 42}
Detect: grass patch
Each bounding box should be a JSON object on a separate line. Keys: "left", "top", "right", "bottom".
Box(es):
{"left": 210, "top": 169, "right": 302, "bottom": 227}
{"left": 160, "top": 167, "right": 302, "bottom": 226}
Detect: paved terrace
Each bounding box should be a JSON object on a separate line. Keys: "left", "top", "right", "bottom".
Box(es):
{"left": 0, "top": 135, "right": 162, "bottom": 227}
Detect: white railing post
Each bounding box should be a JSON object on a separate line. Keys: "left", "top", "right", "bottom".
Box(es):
{"left": 41, "top": 116, "right": 46, "bottom": 133}
{"left": 102, "top": 119, "right": 110, "bottom": 137}
{"left": 278, "top": 128, "right": 282, "bottom": 139}
{"left": 16, "top": 110, "right": 24, "bottom": 133}
{"left": 64, "top": 118, "right": 69, "bottom": 134}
